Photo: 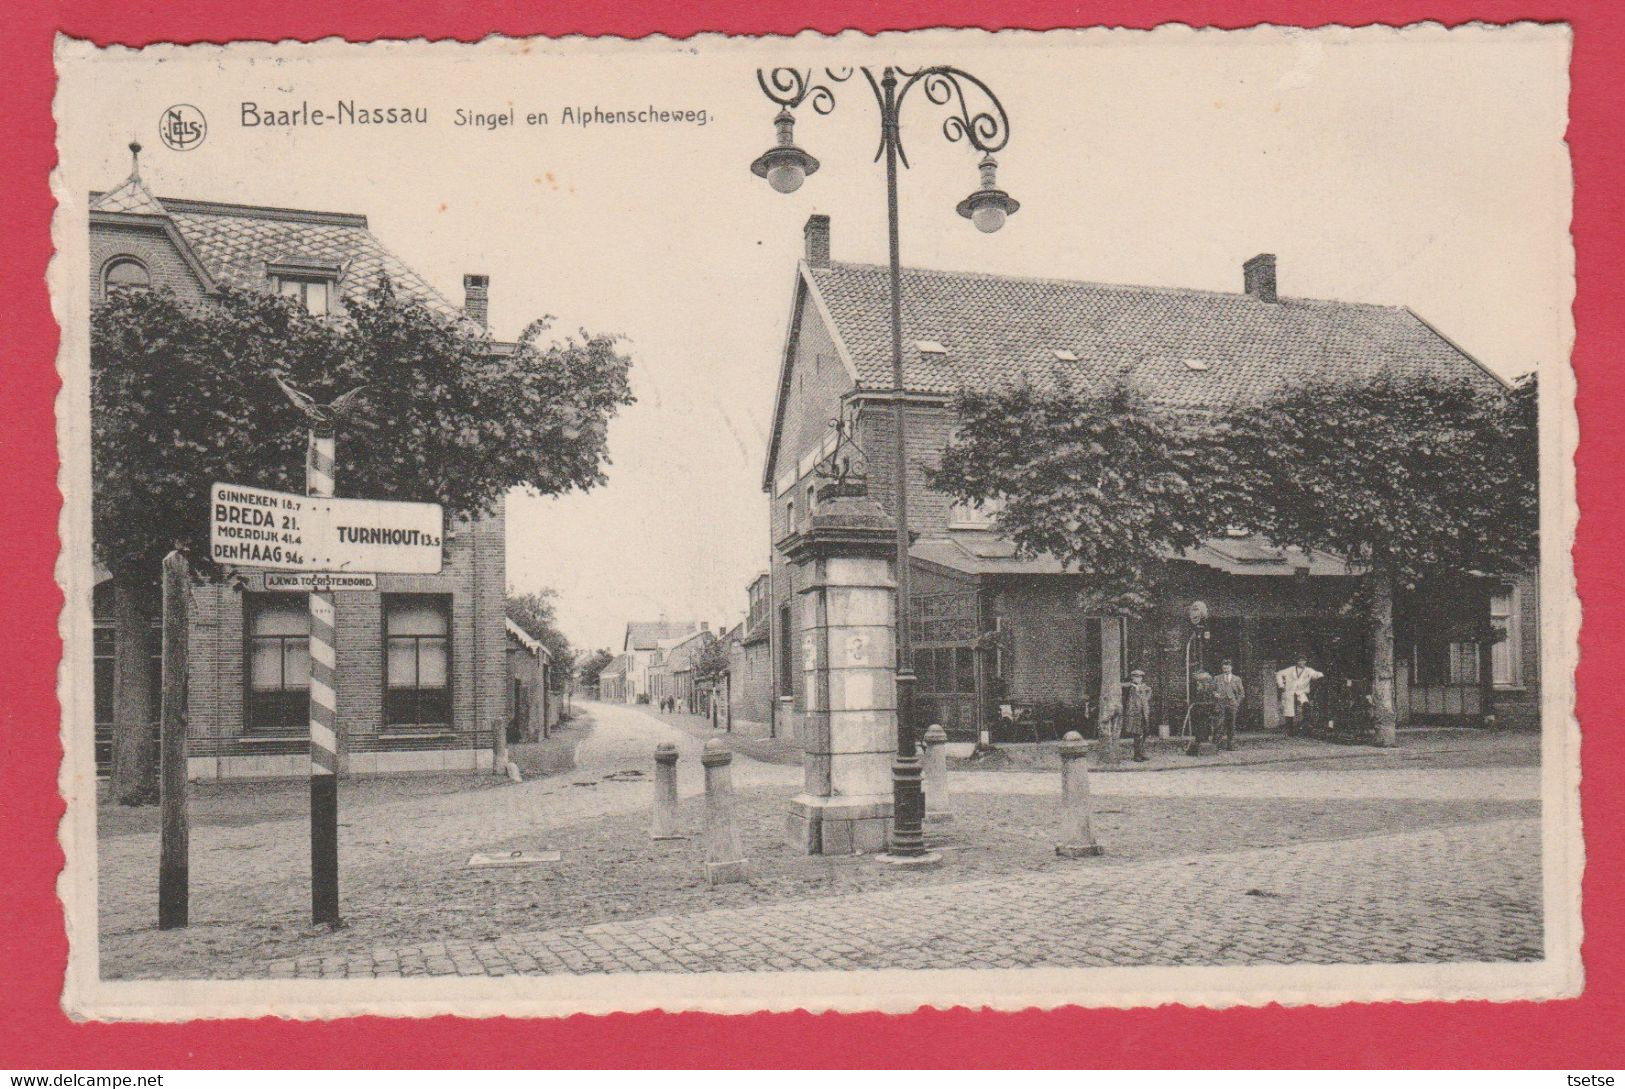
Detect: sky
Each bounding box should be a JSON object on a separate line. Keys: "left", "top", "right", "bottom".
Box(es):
{"left": 57, "top": 25, "right": 1572, "bottom": 656}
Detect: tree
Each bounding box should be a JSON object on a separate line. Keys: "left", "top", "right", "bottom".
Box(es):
{"left": 933, "top": 377, "right": 1235, "bottom": 615}
{"left": 1217, "top": 374, "right": 1537, "bottom": 746}
{"left": 575, "top": 649, "right": 616, "bottom": 691}
{"left": 505, "top": 588, "right": 573, "bottom": 668}
{"left": 932, "top": 368, "right": 1536, "bottom": 750}
{"left": 693, "top": 634, "right": 732, "bottom": 687}
{"left": 92, "top": 281, "right": 634, "bottom": 802}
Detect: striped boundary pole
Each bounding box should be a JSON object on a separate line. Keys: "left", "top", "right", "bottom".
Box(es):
{"left": 307, "top": 427, "right": 341, "bottom": 926}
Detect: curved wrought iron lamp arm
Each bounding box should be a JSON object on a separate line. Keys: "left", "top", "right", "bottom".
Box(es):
{"left": 756, "top": 67, "right": 848, "bottom": 114}
{"left": 894, "top": 65, "right": 1012, "bottom": 158}
{"left": 755, "top": 65, "right": 1011, "bottom": 170}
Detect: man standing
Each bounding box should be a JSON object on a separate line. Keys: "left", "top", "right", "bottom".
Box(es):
{"left": 1275, "top": 654, "right": 1324, "bottom": 736}
{"left": 1123, "top": 668, "right": 1153, "bottom": 762}
{"left": 1212, "top": 659, "right": 1245, "bottom": 752}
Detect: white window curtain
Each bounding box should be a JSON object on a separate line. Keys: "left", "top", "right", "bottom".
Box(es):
{"left": 1491, "top": 585, "right": 1523, "bottom": 688}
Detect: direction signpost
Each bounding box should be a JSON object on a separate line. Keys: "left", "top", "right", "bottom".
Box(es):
{"left": 209, "top": 473, "right": 443, "bottom": 927}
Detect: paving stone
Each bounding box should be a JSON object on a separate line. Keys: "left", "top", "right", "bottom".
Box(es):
{"left": 263, "top": 817, "right": 1540, "bottom": 978}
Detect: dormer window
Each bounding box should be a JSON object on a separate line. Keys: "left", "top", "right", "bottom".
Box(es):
{"left": 277, "top": 275, "right": 332, "bottom": 316}
{"left": 103, "top": 257, "right": 150, "bottom": 293}
{"left": 268, "top": 260, "right": 342, "bottom": 317}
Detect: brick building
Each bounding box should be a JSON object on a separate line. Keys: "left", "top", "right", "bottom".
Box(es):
{"left": 90, "top": 151, "right": 510, "bottom": 778}
{"left": 504, "top": 619, "right": 557, "bottom": 742}
{"left": 762, "top": 215, "right": 1540, "bottom": 744}
{"left": 596, "top": 654, "right": 630, "bottom": 703}
{"left": 616, "top": 620, "right": 700, "bottom": 703}
{"left": 722, "top": 573, "right": 775, "bottom": 736}
{"left": 647, "top": 625, "right": 713, "bottom": 713}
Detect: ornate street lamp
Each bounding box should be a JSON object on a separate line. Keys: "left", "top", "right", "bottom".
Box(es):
{"left": 750, "top": 109, "right": 821, "bottom": 194}
{"left": 752, "top": 65, "right": 1018, "bottom": 865}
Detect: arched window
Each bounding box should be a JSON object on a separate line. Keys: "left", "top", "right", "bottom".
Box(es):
{"left": 103, "top": 257, "right": 151, "bottom": 293}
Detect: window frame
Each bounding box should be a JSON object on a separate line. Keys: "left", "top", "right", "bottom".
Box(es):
{"left": 243, "top": 593, "right": 311, "bottom": 736}
{"left": 276, "top": 274, "right": 334, "bottom": 316}
{"left": 382, "top": 593, "right": 454, "bottom": 729}
{"left": 1490, "top": 583, "right": 1524, "bottom": 689}
{"left": 777, "top": 603, "right": 794, "bottom": 698}
{"left": 101, "top": 255, "right": 152, "bottom": 294}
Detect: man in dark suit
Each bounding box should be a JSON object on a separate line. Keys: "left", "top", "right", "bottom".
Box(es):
{"left": 1212, "top": 659, "right": 1245, "bottom": 751}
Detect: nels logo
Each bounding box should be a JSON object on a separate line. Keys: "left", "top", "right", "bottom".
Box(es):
{"left": 159, "top": 104, "right": 207, "bottom": 151}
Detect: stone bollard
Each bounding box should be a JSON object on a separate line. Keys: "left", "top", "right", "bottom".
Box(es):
{"left": 1056, "top": 731, "right": 1104, "bottom": 858}
{"left": 923, "top": 724, "right": 953, "bottom": 822}
{"left": 701, "top": 739, "right": 748, "bottom": 885}
{"left": 650, "top": 742, "right": 685, "bottom": 840}
{"left": 492, "top": 716, "right": 509, "bottom": 776}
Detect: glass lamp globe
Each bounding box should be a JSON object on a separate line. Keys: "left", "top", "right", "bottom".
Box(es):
{"left": 767, "top": 161, "right": 807, "bottom": 194}
{"left": 750, "top": 108, "right": 820, "bottom": 195}
{"left": 956, "top": 154, "right": 1020, "bottom": 234}
{"left": 971, "top": 203, "right": 1007, "bottom": 234}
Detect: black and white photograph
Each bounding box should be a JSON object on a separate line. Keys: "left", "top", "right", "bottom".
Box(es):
{"left": 50, "top": 25, "right": 1577, "bottom": 1019}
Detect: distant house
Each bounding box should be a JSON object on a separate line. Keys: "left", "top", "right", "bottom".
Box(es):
{"left": 762, "top": 214, "right": 1539, "bottom": 744}
{"left": 597, "top": 654, "right": 630, "bottom": 703}
{"left": 90, "top": 149, "right": 509, "bottom": 778}
{"left": 656, "top": 626, "right": 714, "bottom": 714}
{"left": 619, "top": 620, "right": 700, "bottom": 703}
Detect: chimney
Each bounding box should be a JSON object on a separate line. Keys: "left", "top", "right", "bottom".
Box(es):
{"left": 701, "top": 621, "right": 710, "bottom": 632}
{"left": 1243, "top": 254, "right": 1277, "bottom": 303}
{"left": 463, "top": 273, "right": 490, "bottom": 328}
{"left": 804, "top": 214, "right": 831, "bottom": 268}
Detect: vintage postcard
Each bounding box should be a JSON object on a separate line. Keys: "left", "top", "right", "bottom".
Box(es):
{"left": 50, "top": 24, "right": 1580, "bottom": 1021}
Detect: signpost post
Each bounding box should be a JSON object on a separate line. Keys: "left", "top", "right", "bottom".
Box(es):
{"left": 210, "top": 387, "right": 443, "bottom": 928}
{"left": 158, "top": 549, "right": 190, "bottom": 930}
{"left": 305, "top": 425, "right": 342, "bottom": 928}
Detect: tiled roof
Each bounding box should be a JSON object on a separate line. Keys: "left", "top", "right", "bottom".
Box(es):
{"left": 161, "top": 198, "right": 463, "bottom": 318}
{"left": 807, "top": 261, "right": 1504, "bottom": 406}
{"left": 91, "top": 175, "right": 167, "bottom": 216}
{"left": 505, "top": 619, "right": 552, "bottom": 659}
{"left": 624, "top": 620, "right": 699, "bottom": 651}
{"left": 90, "top": 175, "right": 463, "bottom": 319}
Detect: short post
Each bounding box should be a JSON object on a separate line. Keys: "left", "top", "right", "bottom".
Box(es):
{"left": 158, "top": 549, "right": 190, "bottom": 929}
{"left": 701, "top": 739, "right": 748, "bottom": 885}
{"left": 650, "top": 742, "right": 685, "bottom": 840}
{"left": 1056, "top": 731, "right": 1103, "bottom": 858}
{"left": 922, "top": 723, "right": 952, "bottom": 823}
{"left": 492, "top": 715, "right": 509, "bottom": 776}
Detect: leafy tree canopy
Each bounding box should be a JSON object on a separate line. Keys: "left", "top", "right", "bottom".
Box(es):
{"left": 505, "top": 588, "right": 574, "bottom": 668}
{"left": 693, "top": 633, "right": 732, "bottom": 685}
{"left": 932, "top": 377, "right": 1236, "bottom": 615}
{"left": 1217, "top": 373, "right": 1537, "bottom": 583}
{"left": 575, "top": 648, "right": 616, "bottom": 687}
{"left": 92, "top": 280, "right": 635, "bottom": 586}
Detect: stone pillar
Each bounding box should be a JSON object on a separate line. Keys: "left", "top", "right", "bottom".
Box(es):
{"left": 650, "top": 742, "right": 684, "bottom": 840}
{"left": 701, "top": 739, "right": 747, "bottom": 885}
{"left": 923, "top": 723, "right": 952, "bottom": 822}
{"left": 784, "top": 495, "right": 898, "bottom": 855}
{"left": 1056, "top": 730, "right": 1104, "bottom": 857}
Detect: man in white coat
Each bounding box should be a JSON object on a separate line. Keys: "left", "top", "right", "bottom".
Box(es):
{"left": 1275, "top": 654, "right": 1324, "bottom": 735}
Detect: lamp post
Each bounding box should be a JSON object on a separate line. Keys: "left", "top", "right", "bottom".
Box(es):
{"left": 751, "top": 66, "right": 1019, "bottom": 862}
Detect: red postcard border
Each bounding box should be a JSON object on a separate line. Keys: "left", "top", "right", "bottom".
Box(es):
{"left": 2, "top": 0, "right": 1620, "bottom": 1068}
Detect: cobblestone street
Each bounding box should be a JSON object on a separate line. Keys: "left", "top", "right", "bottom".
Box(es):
{"left": 99, "top": 702, "right": 1544, "bottom": 980}
{"left": 263, "top": 817, "right": 1541, "bottom": 977}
